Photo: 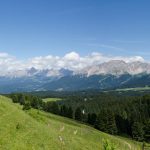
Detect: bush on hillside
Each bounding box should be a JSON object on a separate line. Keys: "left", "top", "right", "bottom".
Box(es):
{"left": 103, "top": 139, "right": 117, "bottom": 150}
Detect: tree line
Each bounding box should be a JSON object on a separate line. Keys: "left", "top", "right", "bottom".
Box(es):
{"left": 10, "top": 93, "right": 150, "bottom": 143}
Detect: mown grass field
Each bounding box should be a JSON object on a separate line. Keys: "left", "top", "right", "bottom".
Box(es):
{"left": 42, "top": 97, "right": 62, "bottom": 102}
{"left": 0, "top": 95, "right": 143, "bottom": 150}
{"left": 115, "top": 86, "right": 150, "bottom": 92}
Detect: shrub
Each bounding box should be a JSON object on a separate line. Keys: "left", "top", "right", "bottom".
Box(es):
{"left": 103, "top": 139, "right": 117, "bottom": 150}
{"left": 23, "top": 102, "right": 31, "bottom": 110}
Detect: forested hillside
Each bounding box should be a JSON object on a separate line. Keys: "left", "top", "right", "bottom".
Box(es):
{"left": 60, "top": 94, "right": 150, "bottom": 142}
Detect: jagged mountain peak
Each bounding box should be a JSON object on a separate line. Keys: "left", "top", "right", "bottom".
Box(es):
{"left": 106, "top": 60, "right": 126, "bottom": 64}
{"left": 2, "top": 60, "right": 150, "bottom": 78}
{"left": 27, "top": 67, "right": 38, "bottom": 75}
{"left": 78, "top": 60, "right": 150, "bottom": 76}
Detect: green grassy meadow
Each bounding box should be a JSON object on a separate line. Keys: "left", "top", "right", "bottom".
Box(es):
{"left": 42, "top": 97, "right": 62, "bottom": 102}
{"left": 0, "top": 95, "right": 143, "bottom": 150}
{"left": 115, "top": 86, "right": 150, "bottom": 92}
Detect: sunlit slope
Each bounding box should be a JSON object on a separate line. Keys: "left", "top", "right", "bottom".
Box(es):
{"left": 42, "top": 97, "right": 62, "bottom": 102}
{"left": 0, "top": 95, "right": 142, "bottom": 150}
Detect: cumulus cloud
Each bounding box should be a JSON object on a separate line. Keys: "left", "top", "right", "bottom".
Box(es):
{"left": 0, "top": 53, "right": 24, "bottom": 76}
{"left": 0, "top": 51, "right": 145, "bottom": 76}
{"left": 64, "top": 52, "right": 80, "bottom": 61}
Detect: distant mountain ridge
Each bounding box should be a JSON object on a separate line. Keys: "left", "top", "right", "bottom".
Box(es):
{"left": 77, "top": 60, "right": 150, "bottom": 76}
{"left": 0, "top": 60, "right": 150, "bottom": 93}
{"left": 2, "top": 60, "right": 150, "bottom": 78}
{"left": 32, "top": 60, "right": 150, "bottom": 76}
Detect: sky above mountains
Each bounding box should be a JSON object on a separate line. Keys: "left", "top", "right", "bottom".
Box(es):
{"left": 0, "top": 0, "right": 150, "bottom": 61}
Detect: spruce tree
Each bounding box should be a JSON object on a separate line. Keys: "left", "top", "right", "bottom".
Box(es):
{"left": 67, "top": 107, "right": 73, "bottom": 118}
{"left": 107, "top": 110, "right": 118, "bottom": 135}
{"left": 132, "top": 122, "right": 144, "bottom": 141}
{"left": 144, "top": 119, "right": 150, "bottom": 142}
{"left": 75, "top": 107, "right": 82, "bottom": 121}
{"left": 95, "top": 111, "right": 107, "bottom": 132}
{"left": 60, "top": 105, "right": 67, "bottom": 117}
{"left": 87, "top": 113, "right": 97, "bottom": 125}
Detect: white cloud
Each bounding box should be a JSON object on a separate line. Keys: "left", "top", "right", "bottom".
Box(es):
{"left": 64, "top": 51, "right": 80, "bottom": 61}
{"left": 0, "top": 51, "right": 146, "bottom": 77}
{"left": 0, "top": 53, "right": 24, "bottom": 76}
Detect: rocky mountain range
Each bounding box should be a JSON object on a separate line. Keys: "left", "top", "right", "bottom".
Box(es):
{"left": 77, "top": 60, "right": 150, "bottom": 76}
{"left": 0, "top": 60, "right": 150, "bottom": 93}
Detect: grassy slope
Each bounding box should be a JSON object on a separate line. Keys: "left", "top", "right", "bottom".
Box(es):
{"left": 115, "top": 86, "right": 150, "bottom": 91}
{"left": 0, "top": 95, "right": 142, "bottom": 150}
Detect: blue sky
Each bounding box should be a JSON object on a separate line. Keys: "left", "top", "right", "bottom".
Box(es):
{"left": 0, "top": 0, "right": 150, "bottom": 60}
